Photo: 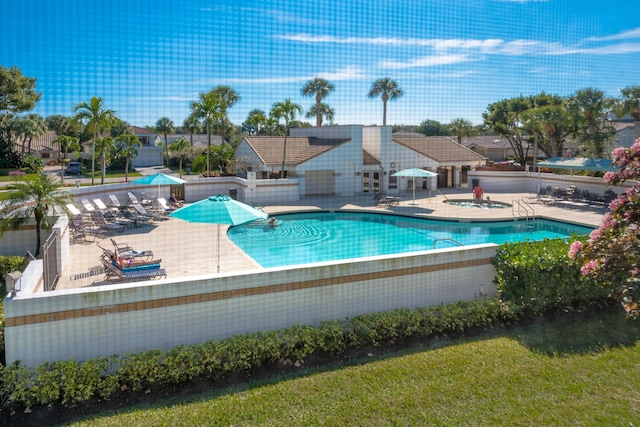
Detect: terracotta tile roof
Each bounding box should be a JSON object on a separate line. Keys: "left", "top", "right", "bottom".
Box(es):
{"left": 392, "top": 134, "right": 486, "bottom": 163}
{"left": 132, "top": 125, "right": 155, "bottom": 135}
{"left": 363, "top": 149, "right": 380, "bottom": 165}
{"left": 13, "top": 130, "right": 59, "bottom": 153}
{"left": 242, "top": 136, "right": 350, "bottom": 166}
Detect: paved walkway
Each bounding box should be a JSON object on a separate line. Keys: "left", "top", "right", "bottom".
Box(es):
{"left": 56, "top": 189, "right": 606, "bottom": 291}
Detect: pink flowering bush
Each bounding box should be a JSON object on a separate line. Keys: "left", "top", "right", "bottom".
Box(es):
{"left": 569, "top": 137, "right": 640, "bottom": 318}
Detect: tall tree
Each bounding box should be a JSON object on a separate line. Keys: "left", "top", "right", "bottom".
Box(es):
{"left": 568, "top": 88, "right": 616, "bottom": 158}
{"left": 169, "top": 136, "right": 191, "bottom": 178}
{"left": 52, "top": 134, "right": 80, "bottom": 181}
{"left": 367, "top": 77, "right": 403, "bottom": 126}
{"left": 190, "top": 90, "right": 223, "bottom": 176}
{"left": 417, "top": 119, "right": 448, "bottom": 136}
{"left": 482, "top": 96, "right": 533, "bottom": 166}
{"left": 211, "top": 85, "right": 240, "bottom": 143}
{"left": 182, "top": 114, "right": 202, "bottom": 148}
{"left": 615, "top": 85, "right": 640, "bottom": 121}
{"left": 305, "top": 103, "right": 335, "bottom": 126}
{"left": 0, "top": 174, "right": 73, "bottom": 257}
{"left": 94, "top": 137, "right": 115, "bottom": 185}
{"left": 155, "top": 117, "right": 175, "bottom": 166}
{"left": 73, "top": 97, "right": 116, "bottom": 185}
{"left": 244, "top": 109, "right": 267, "bottom": 135}
{"left": 270, "top": 99, "right": 302, "bottom": 177}
{"left": 46, "top": 115, "right": 83, "bottom": 139}
{"left": 115, "top": 133, "right": 141, "bottom": 182}
{"left": 301, "top": 77, "right": 335, "bottom": 127}
{"left": 448, "top": 118, "right": 476, "bottom": 144}
{"left": 0, "top": 66, "right": 42, "bottom": 168}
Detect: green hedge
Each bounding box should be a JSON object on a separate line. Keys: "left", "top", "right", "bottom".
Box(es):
{"left": 0, "top": 298, "right": 520, "bottom": 410}
{"left": 493, "top": 237, "right": 614, "bottom": 316}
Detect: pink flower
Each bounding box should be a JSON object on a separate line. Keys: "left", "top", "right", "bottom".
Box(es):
{"left": 568, "top": 241, "right": 583, "bottom": 259}
{"left": 589, "top": 229, "right": 602, "bottom": 241}
{"left": 581, "top": 260, "right": 598, "bottom": 276}
{"left": 603, "top": 172, "right": 616, "bottom": 184}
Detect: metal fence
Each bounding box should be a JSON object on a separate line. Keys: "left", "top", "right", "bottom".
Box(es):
{"left": 42, "top": 231, "right": 60, "bottom": 291}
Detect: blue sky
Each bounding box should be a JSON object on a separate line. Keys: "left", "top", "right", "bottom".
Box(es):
{"left": 2, "top": 0, "right": 639, "bottom": 128}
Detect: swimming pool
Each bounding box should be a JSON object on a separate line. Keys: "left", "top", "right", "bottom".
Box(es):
{"left": 228, "top": 211, "right": 592, "bottom": 268}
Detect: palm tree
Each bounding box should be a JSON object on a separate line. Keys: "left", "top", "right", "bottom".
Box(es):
{"left": 52, "top": 134, "right": 80, "bottom": 181}
{"left": 615, "top": 85, "right": 640, "bottom": 121}
{"left": 169, "top": 136, "right": 191, "bottom": 178}
{"left": 305, "top": 103, "right": 335, "bottom": 126}
{"left": 245, "top": 109, "right": 267, "bottom": 135}
{"left": 448, "top": 118, "right": 476, "bottom": 144}
{"left": 368, "top": 77, "right": 403, "bottom": 126}
{"left": 0, "top": 174, "right": 73, "bottom": 257}
{"left": 115, "top": 133, "right": 141, "bottom": 182}
{"left": 24, "top": 114, "right": 47, "bottom": 153}
{"left": 73, "top": 97, "right": 116, "bottom": 185}
{"left": 155, "top": 117, "right": 175, "bottom": 165}
{"left": 270, "top": 99, "right": 303, "bottom": 177}
{"left": 301, "top": 77, "right": 335, "bottom": 127}
{"left": 190, "top": 90, "right": 223, "bottom": 176}
{"left": 94, "top": 137, "right": 115, "bottom": 185}
{"left": 182, "top": 114, "right": 202, "bottom": 148}
{"left": 211, "top": 85, "right": 240, "bottom": 143}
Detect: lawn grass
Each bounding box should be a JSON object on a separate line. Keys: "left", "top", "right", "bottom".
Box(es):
{"left": 66, "top": 308, "right": 640, "bottom": 426}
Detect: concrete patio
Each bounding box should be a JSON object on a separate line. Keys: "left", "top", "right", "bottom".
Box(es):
{"left": 56, "top": 189, "right": 607, "bottom": 291}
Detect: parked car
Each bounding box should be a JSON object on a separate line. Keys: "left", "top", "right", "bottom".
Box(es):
{"left": 66, "top": 162, "right": 82, "bottom": 175}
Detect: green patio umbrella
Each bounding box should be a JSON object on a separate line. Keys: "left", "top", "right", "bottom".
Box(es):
{"left": 130, "top": 173, "right": 187, "bottom": 198}
{"left": 170, "top": 194, "right": 268, "bottom": 272}
{"left": 392, "top": 168, "right": 438, "bottom": 205}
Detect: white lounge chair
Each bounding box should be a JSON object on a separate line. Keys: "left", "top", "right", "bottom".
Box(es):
{"left": 108, "top": 194, "right": 122, "bottom": 207}
{"left": 81, "top": 198, "right": 97, "bottom": 213}
{"left": 157, "top": 197, "right": 175, "bottom": 212}
{"left": 66, "top": 203, "right": 83, "bottom": 217}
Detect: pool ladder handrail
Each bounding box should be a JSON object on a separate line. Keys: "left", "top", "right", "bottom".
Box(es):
{"left": 250, "top": 200, "right": 265, "bottom": 211}
{"left": 512, "top": 199, "right": 535, "bottom": 220}
{"left": 433, "top": 238, "right": 464, "bottom": 249}
{"left": 428, "top": 188, "right": 449, "bottom": 202}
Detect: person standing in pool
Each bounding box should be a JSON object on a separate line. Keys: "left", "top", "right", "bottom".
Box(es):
{"left": 473, "top": 186, "right": 484, "bottom": 203}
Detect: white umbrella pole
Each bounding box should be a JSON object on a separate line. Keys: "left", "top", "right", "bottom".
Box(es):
{"left": 411, "top": 177, "right": 417, "bottom": 205}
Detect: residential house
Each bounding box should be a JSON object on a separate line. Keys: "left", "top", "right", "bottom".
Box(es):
{"left": 12, "top": 130, "right": 62, "bottom": 163}
{"left": 235, "top": 125, "right": 487, "bottom": 197}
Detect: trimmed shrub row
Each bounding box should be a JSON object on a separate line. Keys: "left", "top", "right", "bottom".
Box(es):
{"left": 493, "top": 237, "right": 614, "bottom": 315}
{"left": 0, "top": 298, "right": 520, "bottom": 410}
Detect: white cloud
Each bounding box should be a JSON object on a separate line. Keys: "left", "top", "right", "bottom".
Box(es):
{"left": 211, "top": 66, "right": 366, "bottom": 85}
{"left": 586, "top": 27, "right": 640, "bottom": 42}
{"left": 381, "top": 54, "right": 472, "bottom": 69}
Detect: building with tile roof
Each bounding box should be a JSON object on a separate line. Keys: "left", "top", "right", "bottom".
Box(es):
{"left": 235, "top": 126, "right": 487, "bottom": 197}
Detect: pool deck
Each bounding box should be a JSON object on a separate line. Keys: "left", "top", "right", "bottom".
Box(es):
{"left": 56, "top": 189, "right": 607, "bottom": 291}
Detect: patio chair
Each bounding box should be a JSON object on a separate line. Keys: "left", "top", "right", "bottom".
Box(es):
{"left": 93, "top": 198, "right": 116, "bottom": 212}
{"left": 139, "top": 191, "right": 153, "bottom": 206}
{"left": 90, "top": 211, "right": 126, "bottom": 233}
{"left": 69, "top": 217, "right": 107, "bottom": 242}
{"left": 80, "top": 198, "right": 97, "bottom": 213}
{"left": 66, "top": 203, "right": 84, "bottom": 218}
{"left": 110, "top": 238, "right": 154, "bottom": 260}
{"left": 117, "top": 206, "right": 152, "bottom": 226}
{"left": 127, "top": 191, "right": 141, "bottom": 205}
{"left": 108, "top": 194, "right": 123, "bottom": 207}
{"left": 102, "top": 261, "right": 166, "bottom": 283}
{"left": 156, "top": 197, "right": 175, "bottom": 212}
{"left": 131, "top": 203, "right": 168, "bottom": 221}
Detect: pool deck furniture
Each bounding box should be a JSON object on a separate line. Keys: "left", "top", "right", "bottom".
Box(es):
{"left": 102, "top": 261, "right": 166, "bottom": 283}
{"left": 56, "top": 189, "right": 607, "bottom": 290}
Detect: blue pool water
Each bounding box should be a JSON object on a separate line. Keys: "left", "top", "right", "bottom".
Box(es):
{"left": 227, "top": 211, "right": 593, "bottom": 268}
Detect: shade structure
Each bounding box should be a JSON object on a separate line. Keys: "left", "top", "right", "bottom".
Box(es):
{"left": 130, "top": 173, "right": 187, "bottom": 197}
{"left": 391, "top": 168, "right": 438, "bottom": 205}
{"left": 535, "top": 157, "right": 617, "bottom": 193}
{"left": 170, "top": 194, "right": 268, "bottom": 272}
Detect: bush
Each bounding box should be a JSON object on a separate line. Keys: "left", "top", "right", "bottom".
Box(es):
{"left": 493, "top": 238, "right": 613, "bottom": 316}
{"left": 0, "top": 298, "right": 535, "bottom": 411}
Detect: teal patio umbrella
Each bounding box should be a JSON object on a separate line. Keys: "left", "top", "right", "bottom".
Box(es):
{"left": 170, "top": 194, "right": 268, "bottom": 272}
{"left": 130, "top": 173, "right": 187, "bottom": 197}
{"left": 392, "top": 168, "right": 438, "bottom": 205}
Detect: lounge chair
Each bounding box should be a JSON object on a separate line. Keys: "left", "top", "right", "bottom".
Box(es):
{"left": 108, "top": 194, "right": 122, "bottom": 208}
{"left": 81, "top": 198, "right": 97, "bottom": 213}
{"left": 128, "top": 191, "right": 152, "bottom": 206}
{"left": 93, "top": 198, "right": 117, "bottom": 212}
{"left": 69, "top": 217, "right": 107, "bottom": 241}
{"left": 90, "top": 211, "right": 126, "bottom": 233}
{"left": 110, "top": 238, "right": 154, "bottom": 260}
{"left": 117, "top": 206, "right": 152, "bottom": 226}
{"left": 103, "top": 262, "right": 167, "bottom": 282}
{"left": 131, "top": 202, "right": 168, "bottom": 221}
{"left": 139, "top": 191, "right": 153, "bottom": 205}
{"left": 66, "top": 203, "right": 84, "bottom": 218}
{"left": 157, "top": 197, "right": 175, "bottom": 212}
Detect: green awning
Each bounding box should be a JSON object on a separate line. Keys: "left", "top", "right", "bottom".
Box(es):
{"left": 537, "top": 157, "right": 616, "bottom": 172}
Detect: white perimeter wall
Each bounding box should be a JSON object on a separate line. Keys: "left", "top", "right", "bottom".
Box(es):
{"left": 4, "top": 245, "right": 497, "bottom": 367}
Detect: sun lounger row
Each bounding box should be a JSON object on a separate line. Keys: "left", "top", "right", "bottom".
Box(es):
{"left": 373, "top": 193, "right": 401, "bottom": 206}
